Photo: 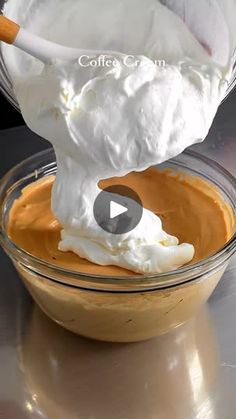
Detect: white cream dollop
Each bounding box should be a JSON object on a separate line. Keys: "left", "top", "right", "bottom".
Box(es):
{"left": 3, "top": 0, "right": 235, "bottom": 274}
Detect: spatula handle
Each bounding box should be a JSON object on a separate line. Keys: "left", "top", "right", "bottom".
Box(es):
{"left": 0, "top": 15, "right": 20, "bottom": 44}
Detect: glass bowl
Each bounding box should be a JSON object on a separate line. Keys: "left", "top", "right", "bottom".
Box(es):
{"left": 0, "top": 148, "right": 235, "bottom": 342}
{"left": 0, "top": 0, "right": 236, "bottom": 108}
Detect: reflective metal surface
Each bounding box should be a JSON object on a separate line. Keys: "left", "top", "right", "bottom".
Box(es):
{"left": 0, "top": 123, "right": 236, "bottom": 419}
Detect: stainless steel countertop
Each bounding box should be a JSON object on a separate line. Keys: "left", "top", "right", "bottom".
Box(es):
{"left": 0, "top": 125, "right": 236, "bottom": 419}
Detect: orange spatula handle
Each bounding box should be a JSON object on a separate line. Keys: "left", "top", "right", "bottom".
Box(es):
{"left": 0, "top": 15, "right": 20, "bottom": 44}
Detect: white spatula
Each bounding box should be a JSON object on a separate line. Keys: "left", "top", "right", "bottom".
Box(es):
{"left": 0, "top": 15, "right": 122, "bottom": 63}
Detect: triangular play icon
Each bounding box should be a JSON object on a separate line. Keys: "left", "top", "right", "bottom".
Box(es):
{"left": 110, "top": 200, "right": 128, "bottom": 219}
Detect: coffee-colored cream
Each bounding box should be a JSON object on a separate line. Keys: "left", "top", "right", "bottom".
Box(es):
{"left": 7, "top": 168, "right": 234, "bottom": 276}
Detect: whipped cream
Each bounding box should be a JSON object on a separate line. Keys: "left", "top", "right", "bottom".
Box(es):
{"left": 3, "top": 0, "right": 235, "bottom": 274}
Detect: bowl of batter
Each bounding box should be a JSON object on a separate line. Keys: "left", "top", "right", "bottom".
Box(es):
{"left": 0, "top": 0, "right": 236, "bottom": 341}
{"left": 0, "top": 148, "right": 235, "bottom": 342}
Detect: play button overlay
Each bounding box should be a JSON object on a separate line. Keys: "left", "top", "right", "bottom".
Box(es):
{"left": 93, "top": 185, "right": 143, "bottom": 234}
{"left": 110, "top": 201, "right": 128, "bottom": 219}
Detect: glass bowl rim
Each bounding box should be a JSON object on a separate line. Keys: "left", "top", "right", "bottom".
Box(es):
{"left": 0, "top": 147, "right": 235, "bottom": 292}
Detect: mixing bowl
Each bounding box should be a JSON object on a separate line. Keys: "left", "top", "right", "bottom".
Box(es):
{"left": 0, "top": 0, "right": 236, "bottom": 107}
{"left": 0, "top": 148, "right": 235, "bottom": 342}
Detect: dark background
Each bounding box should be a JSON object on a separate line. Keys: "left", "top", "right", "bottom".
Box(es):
{"left": 0, "top": 92, "right": 24, "bottom": 129}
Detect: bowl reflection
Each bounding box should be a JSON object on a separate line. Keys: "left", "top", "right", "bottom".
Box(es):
{"left": 21, "top": 305, "right": 219, "bottom": 419}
